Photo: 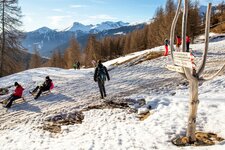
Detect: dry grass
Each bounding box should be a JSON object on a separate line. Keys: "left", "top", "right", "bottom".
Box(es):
{"left": 172, "top": 132, "right": 224, "bottom": 146}
{"left": 82, "top": 100, "right": 130, "bottom": 111}
{"left": 111, "top": 50, "right": 164, "bottom": 67}
{"left": 212, "top": 23, "right": 225, "bottom": 33}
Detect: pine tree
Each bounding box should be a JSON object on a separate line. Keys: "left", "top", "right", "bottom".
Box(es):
{"left": 0, "top": 0, "right": 23, "bottom": 76}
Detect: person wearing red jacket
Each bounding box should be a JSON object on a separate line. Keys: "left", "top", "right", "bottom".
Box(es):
{"left": 176, "top": 35, "right": 181, "bottom": 51}
{"left": 186, "top": 35, "right": 191, "bottom": 52}
{"left": 4, "top": 82, "right": 24, "bottom": 108}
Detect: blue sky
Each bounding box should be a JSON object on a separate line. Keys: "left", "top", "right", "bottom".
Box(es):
{"left": 19, "top": 0, "right": 223, "bottom": 32}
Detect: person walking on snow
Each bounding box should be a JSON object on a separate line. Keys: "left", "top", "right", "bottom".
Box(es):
{"left": 30, "top": 76, "right": 53, "bottom": 99}
{"left": 2, "top": 82, "right": 24, "bottom": 108}
{"left": 94, "top": 60, "right": 110, "bottom": 99}
{"left": 164, "top": 39, "right": 169, "bottom": 56}
{"left": 77, "top": 61, "right": 80, "bottom": 69}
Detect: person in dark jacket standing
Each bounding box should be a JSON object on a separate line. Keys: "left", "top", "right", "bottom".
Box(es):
{"left": 94, "top": 60, "right": 110, "bottom": 99}
{"left": 30, "top": 76, "right": 52, "bottom": 99}
{"left": 3, "top": 82, "right": 24, "bottom": 108}
{"left": 77, "top": 61, "right": 80, "bottom": 69}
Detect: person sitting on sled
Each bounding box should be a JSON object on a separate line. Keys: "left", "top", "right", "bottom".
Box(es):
{"left": 2, "top": 82, "right": 24, "bottom": 108}
{"left": 30, "top": 76, "right": 53, "bottom": 99}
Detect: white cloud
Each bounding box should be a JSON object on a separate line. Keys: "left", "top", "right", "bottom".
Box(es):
{"left": 89, "top": 14, "right": 117, "bottom": 20}
{"left": 52, "top": 9, "right": 63, "bottom": 12}
{"left": 48, "top": 15, "right": 72, "bottom": 29}
{"left": 70, "top": 5, "right": 88, "bottom": 8}
{"left": 79, "top": 14, "right": 118, "bottom": 25}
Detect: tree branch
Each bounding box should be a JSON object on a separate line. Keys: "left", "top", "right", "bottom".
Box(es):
{"left": 196, "top": 3, "right": 212, "bottom": 77}
{"left": 170, "top": 0, "right": 182, "bottom": 61}
{"left": 201, "top": 63, "right": 225, "bottom": 81}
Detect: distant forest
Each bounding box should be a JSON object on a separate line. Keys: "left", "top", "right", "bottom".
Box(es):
{"left": 1, "top": 0, "right": 225, "bottom": 76}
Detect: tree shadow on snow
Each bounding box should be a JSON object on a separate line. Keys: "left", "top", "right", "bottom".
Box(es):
{"left": 36, "top": 93, "right": 73, "bottom": 103}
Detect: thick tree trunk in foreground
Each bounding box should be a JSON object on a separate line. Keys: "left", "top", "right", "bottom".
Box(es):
{"left": 186, "top": 79, "right": 199, "bottom": 142}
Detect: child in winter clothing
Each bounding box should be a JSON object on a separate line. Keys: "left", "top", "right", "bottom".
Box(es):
{"left": 3, "top": 82, "right": 24, "bottom": 108}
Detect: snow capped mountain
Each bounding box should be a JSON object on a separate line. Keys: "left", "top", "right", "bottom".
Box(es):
{"left": 91, "top": 21, "right": 129, "bottom": 33}
{"left": 67, "top": 21, "right": 130, "bottom": 33}
{"left": 22, "top": 21, "right": 144, "bottom": 57}
{"left": 32, "top": 27, "right": 54, "bottom": 34}
{"left": 67, "top": 22, "right": 93, "bottom": 33}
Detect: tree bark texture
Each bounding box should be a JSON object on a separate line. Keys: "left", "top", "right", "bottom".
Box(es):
{"left": 186, "top": 79, "right": 199, "bottom": 143}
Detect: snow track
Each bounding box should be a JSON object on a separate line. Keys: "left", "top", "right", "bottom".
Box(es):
{"left": 0, "top": 38, "right": 225, "bottom": 149}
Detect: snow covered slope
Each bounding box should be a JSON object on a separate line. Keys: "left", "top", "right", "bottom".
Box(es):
{"left": 0, "top": 36, "right": 225, "bottom": 149}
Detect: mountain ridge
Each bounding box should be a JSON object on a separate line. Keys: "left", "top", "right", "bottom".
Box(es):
{"left": 22, "top": 21, "right": 145, "bottom": 57}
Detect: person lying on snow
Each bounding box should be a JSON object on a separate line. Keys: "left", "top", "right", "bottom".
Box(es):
{"left": 1, "top": 82, "right": 24, "bottom": 108}
{"left": 30, "top": 76, "right": 53, "bottom": 99}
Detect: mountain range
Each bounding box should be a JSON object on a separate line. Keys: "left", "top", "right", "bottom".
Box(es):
{"left": 22, "top": 21, "right": 145, "bottom": 57}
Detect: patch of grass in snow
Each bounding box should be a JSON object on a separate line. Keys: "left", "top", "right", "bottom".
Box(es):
{"left": 172, "top": 132, "right": 224, "bottom": 147}
{"left": 82, "top": 100, "right": 130, "bottom": 111}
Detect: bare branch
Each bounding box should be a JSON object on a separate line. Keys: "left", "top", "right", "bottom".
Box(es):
{"left": 196, "top": 3, "right": 212, "bottom": 77}
{"left": 181, "top": 0, "right": 197, "bottom": 81}
{"left": 201, "top": 63, "right": 225, "bottom": 81}
{"left": 170, "top": 0, "right": 182, "bottom": 61}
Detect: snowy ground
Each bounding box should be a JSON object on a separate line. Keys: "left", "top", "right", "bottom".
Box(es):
{"left": 0, "top": 35, "right": 225, "bottom": 150}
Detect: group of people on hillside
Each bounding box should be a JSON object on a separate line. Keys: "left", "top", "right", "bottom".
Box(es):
{"left": 1, "top": 76, "right": 53, "bottom": 108}
{"left": 164, "top": 35, "right": 191, "bottom": 56}
{"left": 0, "top": 35, "right": 193, "bottom": 109}
{"left": 1, "top": 60, "right": 110, "bottom": 108}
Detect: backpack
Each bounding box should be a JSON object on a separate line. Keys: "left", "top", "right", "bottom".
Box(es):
{"left": 97, "top": 66, "right": 106, "bottom": 81}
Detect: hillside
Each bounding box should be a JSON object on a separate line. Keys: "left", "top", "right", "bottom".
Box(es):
{"left": 0, "top": 35, "right": 225, "bottom": 149}
{"left": 212, "top": 21, "right": 225, "bottom": 33}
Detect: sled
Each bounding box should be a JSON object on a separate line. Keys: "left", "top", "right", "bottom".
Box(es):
{"left": 0, "top": 97, "right": 25, "bottom": 107}
{"left": 42, "top": 90, "right": 52, "bottom": 96}
{"left": 30, "top": 82, "right": 54, "bottom": 97}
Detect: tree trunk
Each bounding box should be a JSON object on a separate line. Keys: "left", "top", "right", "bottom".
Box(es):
{"left": 0, "top": 0, "right": 5, "bottom": 77}
{"left": 186, "top": 79, "right": 199, "bottom": 143}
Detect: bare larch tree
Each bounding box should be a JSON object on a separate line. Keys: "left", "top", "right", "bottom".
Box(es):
{"left": 0, "top": 0, "right": 23, "bottom": 77}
